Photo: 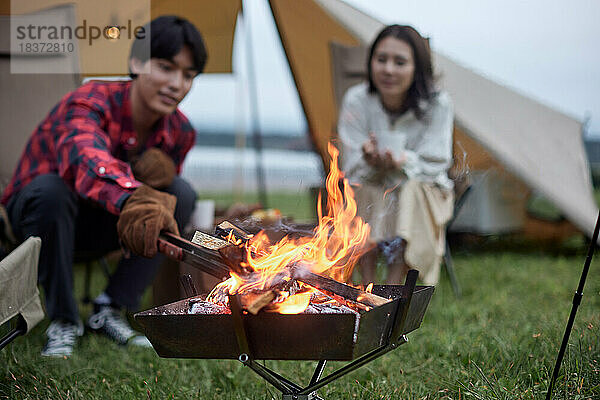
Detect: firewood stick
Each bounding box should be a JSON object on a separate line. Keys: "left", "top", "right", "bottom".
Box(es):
{"left": 159, "top": 232, "right": 230, "bottom": 279}
{"left": 240, "top": 291, "right": 277, "bottom": 315}
{"left": 215, "top": 221, "right": 253, "bottom": 242}
{"left": 212, "top": 224, "right": 387, "bottom": 308}
{"left": 218, "top": 244, "right": 253, "bottom": 275}
{"left": 170, "top": 230, "right": 390, "bottom": 309}
{"left": 290, "top": 265, "right": 390, "bottom": 308}
{"left": 214, "top": 255, "right": 389, "bottom": 309}
{"left": 214, "top": 240, "right": 389, "bottom": 308}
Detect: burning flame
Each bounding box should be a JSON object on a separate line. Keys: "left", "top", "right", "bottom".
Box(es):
{"left": 208, "top": 143, "right": 372, "bottom": 313}
{"left": 270, "top": 291, "right": 312, "bottom": 314}
{"left": 225, "top": 230, "right": 244, "bottom": 246}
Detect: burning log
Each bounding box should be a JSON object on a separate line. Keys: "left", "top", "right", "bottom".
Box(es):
{"left": 291, "top": 266, "right": 389, "bottom": 308}
{"left": 215, "top": 221, "right": 253, "bottom": 242}
{"left": 217, "top": 244, "right": 253, "bottom": 275}
{"left": 239, "top": 290, "right": 277, "bottom": 315}
{"left": 161, "top": 140, "right": 389, "bottom": 315}
{"left": 213, "top": 224, "right": 391, "bottom": 309}
{"left": 211, "top": 244, "right": 389, "bottom": 310}
{"left": 159, "top": 230, "right": 390, "bottom": 311}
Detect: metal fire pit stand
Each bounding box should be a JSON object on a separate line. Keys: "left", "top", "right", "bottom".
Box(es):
{"left": 227, "top": 270, "right": 419, "bottom": 400}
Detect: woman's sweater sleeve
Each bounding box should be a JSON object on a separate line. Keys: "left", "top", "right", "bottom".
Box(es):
{"left": 337, "top": 88, "right": 372, "bottom": 182}
{"left": 402, "top": 92, "right": 454, "bottom": 185}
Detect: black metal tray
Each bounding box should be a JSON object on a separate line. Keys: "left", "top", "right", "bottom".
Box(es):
{"left": 135, "top": 284, "right": 433, "bottom": 361}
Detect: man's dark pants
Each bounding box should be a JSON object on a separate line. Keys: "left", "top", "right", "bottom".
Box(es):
{"left": 6, "top": 174, "right": 196, "bottom": 325}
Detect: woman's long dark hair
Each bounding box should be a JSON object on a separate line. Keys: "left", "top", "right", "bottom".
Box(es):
{"left": 367, "top": 25, "right": 435, "bottom": 120}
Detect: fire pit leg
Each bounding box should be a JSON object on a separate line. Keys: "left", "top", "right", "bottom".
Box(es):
{"left": 229, "top": 294, "right": 305, "bottom": 396}
{"left": 310, "top": 360, "right": 327, "bottom": 385}
{"left": 243, "top": 359, "right": 300, "bottom": 395}
{"left": 240, "top": 359, "right": 323, "bottom": 399}
{"left": 282, "top": 394, "right": 321, "bottom": 400}
{"left": 294, "top": 272, "right": 417, "bottom": 397}
{"left": 221, "top": 273, "right": 420, "bottom": 400}
{"left": 297, "top": 336, "right": 408, "bottom": 397}
{"left": 234, "top": 337, "right": 409, "bottom": 400}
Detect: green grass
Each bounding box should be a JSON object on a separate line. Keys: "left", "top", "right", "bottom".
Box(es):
{"left": 1, "top": 186, "right": 599, "bottom": 398}
{"left": 2, "top": 247, "right": 598, "bottom": 399}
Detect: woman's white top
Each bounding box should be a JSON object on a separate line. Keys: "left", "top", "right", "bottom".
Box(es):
{"left": 338, "top": 82, "right": 454, "bottom": 190}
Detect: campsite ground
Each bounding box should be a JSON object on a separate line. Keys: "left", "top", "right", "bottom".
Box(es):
{"left": 1, "top": 191, "right": 599, "bottom": 399}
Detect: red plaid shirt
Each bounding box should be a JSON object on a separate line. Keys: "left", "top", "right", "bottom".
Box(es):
{"left": 1, "top": 80, "right": 196, "bottom": 215}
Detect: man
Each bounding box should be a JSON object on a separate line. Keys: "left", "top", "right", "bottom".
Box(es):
{"left": 0, "top": 16, "right": 205, "bottom": 357}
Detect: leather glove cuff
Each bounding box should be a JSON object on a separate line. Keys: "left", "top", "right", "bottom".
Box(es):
{"left": 131, "top": 148, "right": 176, "bottom": 189}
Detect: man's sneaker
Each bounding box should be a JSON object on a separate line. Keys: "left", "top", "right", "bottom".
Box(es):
{"left": 41, "top": 320, "right": 84, "bottom": 357}
{"left": 87, "top": 305, "right": 152, "bottom": 347}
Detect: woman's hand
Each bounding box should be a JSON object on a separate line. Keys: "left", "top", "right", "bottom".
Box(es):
{"left": 362, "top": 133, "right": 381, "bottom": 167}
{"left": 362, "top": 132, "right": 405, "bottom": 172}
{"left": 381, "top": 149, "right": 405, "bottom": 171}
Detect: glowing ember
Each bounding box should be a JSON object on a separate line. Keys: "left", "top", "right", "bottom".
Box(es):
{"left": 207, "top": 144, "right": 372, "bottom": 313}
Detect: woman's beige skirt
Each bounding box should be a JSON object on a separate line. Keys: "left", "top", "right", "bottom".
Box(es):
{"left": 353, "top": 180, "right": 454, "bottom": 285}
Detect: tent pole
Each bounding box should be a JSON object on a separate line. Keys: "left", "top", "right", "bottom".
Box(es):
{"left": 233, "top": 16, "right": 247, "bottom": 203}
{"left": 545, "top": 210, "right": 599, "bottom": 399}
{"left": 242, "top": 0, "right": 268, "bottom": 208}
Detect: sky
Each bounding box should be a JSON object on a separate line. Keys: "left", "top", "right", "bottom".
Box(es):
{"left": 179, "top": 0, "right": 600, "bottom": 137}
{"left": 180, "top": 0, "right": 306, "bottom": 136}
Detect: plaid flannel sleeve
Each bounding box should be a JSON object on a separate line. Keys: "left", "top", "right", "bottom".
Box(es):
{"left": 55, "top": 97, "right": 141, "bottom": 215}
{"left": 170, "top": 114, "right": 196, "bottom": 174}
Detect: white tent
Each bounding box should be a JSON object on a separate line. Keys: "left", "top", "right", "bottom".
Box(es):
{"left": 292, "top": 0, "right": 597, "bottom": 239}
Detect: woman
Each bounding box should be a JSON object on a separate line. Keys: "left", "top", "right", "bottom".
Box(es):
{"left": 338, "top": 25, "right": 454, "bottom": 285}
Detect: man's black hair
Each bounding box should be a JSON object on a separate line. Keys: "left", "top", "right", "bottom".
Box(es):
{"left": 129, "top": 15, "right": 208, "bottom": 79}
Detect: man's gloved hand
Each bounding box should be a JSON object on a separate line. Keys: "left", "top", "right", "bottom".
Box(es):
{"left": 131, "top": 148, "right": 176, "bottom": 189}
{"left": 117, "top": 185, "right": 179, "bottom": 258}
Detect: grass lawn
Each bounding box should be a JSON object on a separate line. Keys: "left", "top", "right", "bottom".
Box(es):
{"left": 1, "top": 190, "right": 599, "bottom": 399}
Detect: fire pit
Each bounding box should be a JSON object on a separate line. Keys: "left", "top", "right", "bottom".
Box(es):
{"left": 135, "top": 145, "right": 435, "bottom": 399}
{"left": 135, "top": 270, "right": 432, "bottom": 399}
{"left": 136, "top": 279, "right": 431, "bottom": 361}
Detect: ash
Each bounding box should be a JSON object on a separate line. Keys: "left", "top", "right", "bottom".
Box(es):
{"left": 304, "top": 303, "right": 359, "bottom": 315}
{"left": 188, "top": 300, "right": 359, "bottom": 316}
{"left": 188, "top": 298, "right": 362, "bottom": 342}
{"left": 189, "top": 301, "right": 230, "bottom": 315}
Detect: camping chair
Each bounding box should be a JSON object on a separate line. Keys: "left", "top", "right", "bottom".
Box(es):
{"left": 329, "top": 42, "right": 467, "bottom": 295}
{"left": 442, "top": 171, "right": 471, "bottom": 298}
{"left": 0, "top": 237, "right": 44, "bottom": 351}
